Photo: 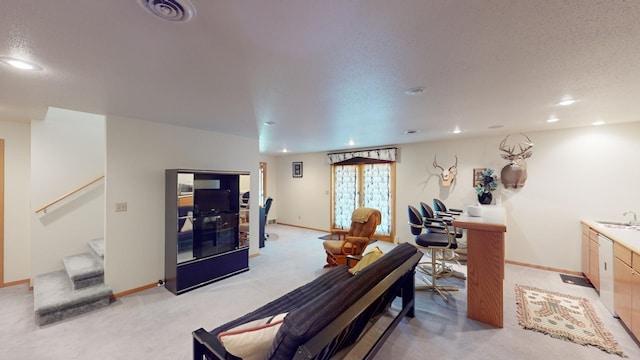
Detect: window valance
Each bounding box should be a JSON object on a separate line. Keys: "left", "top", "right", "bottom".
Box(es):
{"left": 327, "top": 147, "right": 397, "bottom": 164}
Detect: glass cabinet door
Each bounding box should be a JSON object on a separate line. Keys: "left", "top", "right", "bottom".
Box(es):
{"left": 177, "top": 173, "right": 194, "bottom": 263}
{"left": 176, "top": 171, "right": 242, "bottom": 264}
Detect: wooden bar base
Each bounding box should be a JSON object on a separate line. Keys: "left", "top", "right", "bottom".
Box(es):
{"left": 454, "top": 210, "right": 506, "bottom": 328}
{"left": 466, "top": 228, "right": 505, "bottom": 327}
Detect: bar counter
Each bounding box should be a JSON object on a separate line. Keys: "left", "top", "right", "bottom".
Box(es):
{"left": 453, "top": 206, "right": 507, "bottom": 328}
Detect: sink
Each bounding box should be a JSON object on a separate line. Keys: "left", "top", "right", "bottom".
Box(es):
{"left": 596, "top": 220, "right": 640, "bottom": 231}
{"left": 597, "top": 220, "right": 631, "bottom": 226}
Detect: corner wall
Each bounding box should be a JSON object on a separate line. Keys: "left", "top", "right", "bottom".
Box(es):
{"left": 274, "top": 152, "right": 331, "bottom": 230}
{"left": 105, "top": 116, "right": 259, "bottom": 293}
{"left": 259, "top": 154, "right": 279, "bottom": 223}
{"left": 0, "top": 120, "right": 31, "bottom": 283}
{"left": 30, "top": 108, "right": 105, "bottom": 279}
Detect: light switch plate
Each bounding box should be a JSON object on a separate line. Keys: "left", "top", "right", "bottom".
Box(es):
{"left": 115, "top": 202, "right": 127, "bottom": 212}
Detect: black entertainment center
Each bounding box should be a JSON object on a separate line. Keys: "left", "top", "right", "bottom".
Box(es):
{"left": 165, "top": 169, "right": 249, "bottom": 295}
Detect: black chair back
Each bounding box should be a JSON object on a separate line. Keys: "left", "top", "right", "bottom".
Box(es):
{"left": 407, "top": 205, "right": 424, "bottom": 236}
{"left": 264, "top": 197, "right": 273, "bottom": 218}
{"left": 419, "top": 202, "right": 435, "bottom": 219}
{"left": 433, "top": 198, "right": 447, "bottom": 213}
{"left": 420, "top": 201, "right": 447, "bottom": 231}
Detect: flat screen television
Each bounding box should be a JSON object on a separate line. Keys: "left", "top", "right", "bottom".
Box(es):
{"left": 194, "top": 189, "right": 232, "bottom": 215}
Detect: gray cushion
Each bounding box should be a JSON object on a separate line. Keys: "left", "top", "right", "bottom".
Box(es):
{"left": 210, "top": 264, "right": 352, "bottom": 337}
{"left": 267, "top": 243, "right": 418, "bottom": 360}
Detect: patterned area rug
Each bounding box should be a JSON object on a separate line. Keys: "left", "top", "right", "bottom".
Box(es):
{"left": 515, "top": 284, "right": 625, "bottom": 357}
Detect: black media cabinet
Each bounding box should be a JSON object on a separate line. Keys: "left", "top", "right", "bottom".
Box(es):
{"left": 165, "top": 169, "right": 250, "bottom": 295}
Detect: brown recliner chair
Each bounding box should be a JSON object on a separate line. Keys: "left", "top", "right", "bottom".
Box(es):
{"left": 323, "top": 208, "right": 382, "bottom": 267}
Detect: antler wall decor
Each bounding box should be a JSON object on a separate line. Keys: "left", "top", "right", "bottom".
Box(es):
{"left": 433, "top": 154, "right": 458, "bottom": 187}
{"left": 499, "top": 134, "right": 534, "bottom": 188}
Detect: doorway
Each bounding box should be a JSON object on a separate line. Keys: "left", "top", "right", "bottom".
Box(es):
{"left": 0, "top": 139, "right": 4, "bottom": 287}
{"left": 331, "top": 162, "right": 395, "bottom": 242}
{"left": 259, "top": 162, "right": 267, "bottom": 206}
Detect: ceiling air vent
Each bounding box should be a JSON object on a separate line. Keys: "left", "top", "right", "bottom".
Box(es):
{"left": 138, "top": 0, "right": 196, "bottom": 23}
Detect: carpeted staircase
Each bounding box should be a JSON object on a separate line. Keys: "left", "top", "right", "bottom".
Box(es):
{"left": 33, "top": 238, "right": 113, "bottom": 326}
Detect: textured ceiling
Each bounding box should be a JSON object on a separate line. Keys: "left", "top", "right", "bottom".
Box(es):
{"left": 1, "top": 0, "right": 639, "bottom": 154}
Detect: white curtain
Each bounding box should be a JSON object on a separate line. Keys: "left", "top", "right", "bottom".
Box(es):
{"left": 332, "top": 163, "right": 392, "bottom": 236}
{"left": 333, "top": 165, "right": 358, "bottom": 230}
{"left": 363, "top": 163, "right": 391, "bottom": 235}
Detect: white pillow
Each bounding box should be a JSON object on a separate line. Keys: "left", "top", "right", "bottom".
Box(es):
{"left": 217, "top": 313, "right": 288, "bottom": 360}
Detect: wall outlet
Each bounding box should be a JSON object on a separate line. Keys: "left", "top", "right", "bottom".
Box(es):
{"left": 115, "top": 202, "right": 127, "bottom": 212}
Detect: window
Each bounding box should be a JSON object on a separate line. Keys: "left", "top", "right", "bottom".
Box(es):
{"left": 331, "top": 162, "right": 395, "bottom": 242}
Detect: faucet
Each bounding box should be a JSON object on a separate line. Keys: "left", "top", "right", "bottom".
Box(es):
{"left": 623, "top": 211, "right": 638, "bottom": 225}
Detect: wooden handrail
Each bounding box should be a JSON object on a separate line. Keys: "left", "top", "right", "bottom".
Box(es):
{"left": 35, "top": 175, "right": 105, "bottom": 214}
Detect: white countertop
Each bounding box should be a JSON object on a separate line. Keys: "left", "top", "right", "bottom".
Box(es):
{"left": 453, "top": 205, "right": 507, "bottom": 232}
{"left": 582, "top": 219, "right": 640, "bottom": 252}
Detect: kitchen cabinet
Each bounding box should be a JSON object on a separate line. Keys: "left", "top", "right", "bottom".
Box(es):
{"left": 634, "top": 252, "right": 640, "bottom": 337}
{"left": 581, "top": 224, "right": 590, "bottom": 277}
{"left": 581, "top": 224, "right": 600, "bottom": 291}
{"left": 583, "top": 219, "right": 640, "bottom": 341}
{"left": 614, "top": 243, "right": 633, "bottom": 329}
{"left": 613, "top": 242, "right": 640, "bottom": 338}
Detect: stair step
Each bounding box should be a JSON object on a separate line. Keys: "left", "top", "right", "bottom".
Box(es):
{"left": 63, "top": 252, "right": 104, "bottom": 290}
{"left": 87, "top": 238, "right": 105, "bottom": 259}
{"left": 33, "top": 270, "right": 112, "bottom": 326}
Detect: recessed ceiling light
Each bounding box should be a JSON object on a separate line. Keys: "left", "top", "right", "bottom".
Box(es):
{"left": 404, "top": 129, "right": 419, "bottom": 134}
{"left": 282, "top": 148, "right": 288, "bottom": 153}
{"left": 0, "top": 56, "right": 43, "bottom": 71}
{"left": 264, "top": 121, "right": 276, "bottom": 126}
{"left": 592, "top": 120, "right": 605, "bottom": 126}
{"left": 452, "top": 127, "right": 462, "bottom": 134}
{"left": 348, "top": 139, "right": 355, "bottom": 146}
{"left": 488, "top": 125, "right": 504, "bottom": 129}
{"left": 556, "top": 98, "right": 576, "bottom": 106}
{"left": 405, "top": 87, "right": 425, "bottom": 96}
{"left": 546, "top": 117, "right": 559, "bottom": 123}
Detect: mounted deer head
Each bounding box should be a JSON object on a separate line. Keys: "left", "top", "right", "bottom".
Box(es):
{"left": 499, "top": 134, "right": 534, "bottom": 188}
{"left": 433, "top": 155, "right": 458, "bottom": 187}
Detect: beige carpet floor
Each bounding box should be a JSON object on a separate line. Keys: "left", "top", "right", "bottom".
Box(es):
{"left": 1, "top": 224, "right": 638, "bottom": 359}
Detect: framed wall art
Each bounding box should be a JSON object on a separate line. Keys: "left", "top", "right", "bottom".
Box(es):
{"left": 292, "top": 162, "right": 303, "bottom": 178}
{"left": 473, "top": 168, "right": 487, "bottom": 187}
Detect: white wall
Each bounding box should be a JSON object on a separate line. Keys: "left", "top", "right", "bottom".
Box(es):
{"left": 105, "top": 116, "right": 259, "bottom": 293}
{"left": 30, "top": 108, "right": 105, "bottom": 278}
{"left": 0, "top": 120, "right": 31, "bottom": 283}
{"left": 275, "top": 152, "right": 331, "bottom": 230}
{"left": 274, "top": 122, "right": 640, "bottom": 272}
{"left": 240, "top": 174, "right": 250, "bottom": 194}
{"left": 9, "top": 114, "right": 639, "bottom": 290}
{"left": 259, "top": 154, "right": 279, "bottom": 223}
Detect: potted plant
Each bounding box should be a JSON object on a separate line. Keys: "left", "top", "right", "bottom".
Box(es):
{"left": 474, "top": 168, "right": 497, "bottom": 204}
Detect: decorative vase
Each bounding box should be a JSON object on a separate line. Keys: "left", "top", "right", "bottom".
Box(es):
{"left": 478, "top": 192, "right": 493, "bottom": 205}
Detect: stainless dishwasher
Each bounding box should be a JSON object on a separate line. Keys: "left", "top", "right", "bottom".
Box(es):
{"left": 598, "top": 234, "right": 616, "bottom": 316}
